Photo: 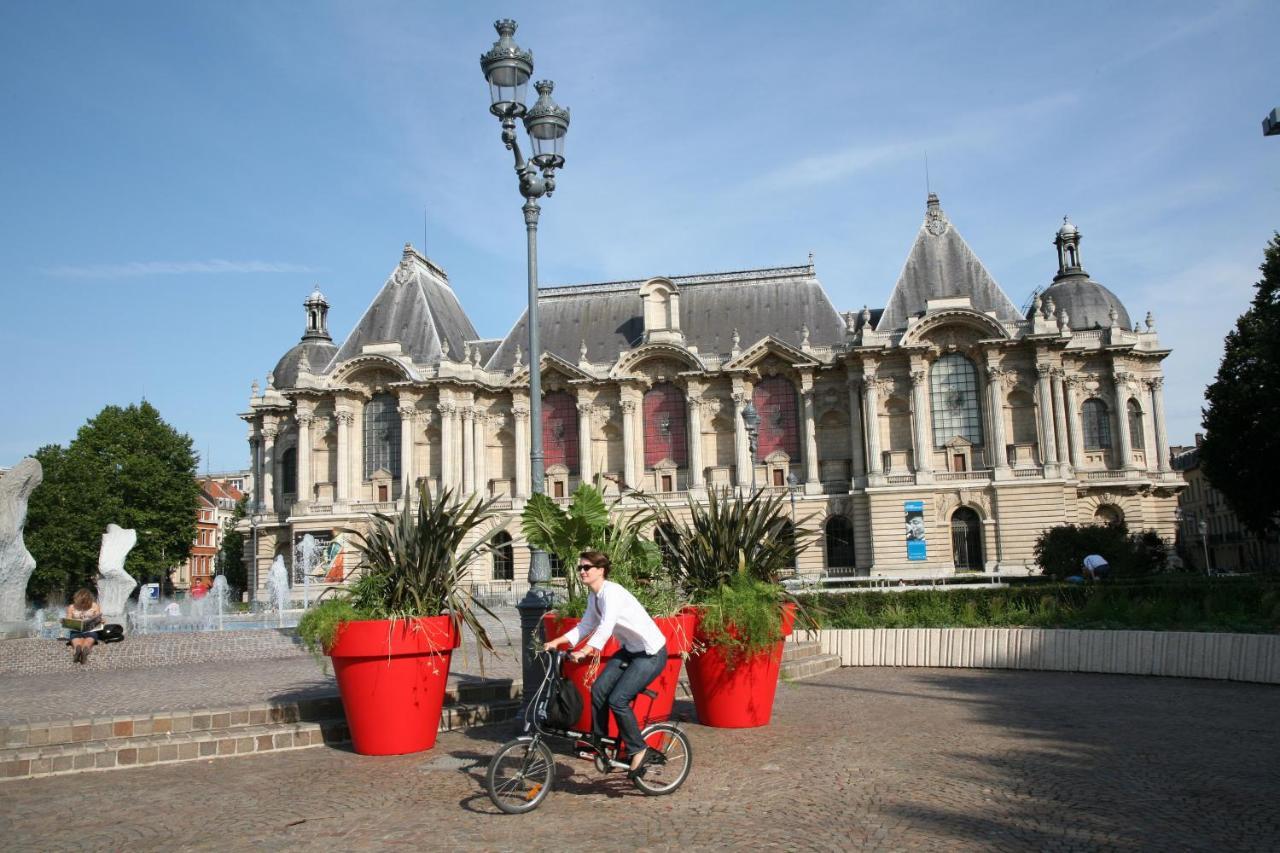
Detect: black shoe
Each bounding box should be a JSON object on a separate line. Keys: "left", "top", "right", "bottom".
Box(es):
{"left": 626, "top": 748, "right": 650, "bottom": 780}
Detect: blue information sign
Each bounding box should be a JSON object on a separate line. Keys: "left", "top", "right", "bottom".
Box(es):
{"left": 904, "top": 500, "right": 927, "bottom": 561}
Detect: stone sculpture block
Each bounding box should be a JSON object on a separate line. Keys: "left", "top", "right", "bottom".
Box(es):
{"left": 97, "top": 523, "right": 138, "bottom": 618}
{"left": 0, "top": 458, "right": 43, "bottom": 623}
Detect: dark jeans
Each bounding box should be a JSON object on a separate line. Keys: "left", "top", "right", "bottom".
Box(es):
{"left": 590, "top": 645, "right": 668, "bottom": 755}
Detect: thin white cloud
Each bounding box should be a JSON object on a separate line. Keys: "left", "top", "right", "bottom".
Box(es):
{"left": 753, "top": 93, "right": 1079, "bottom": 192}
{"left": 42, "top": 260, "right": 321, "bottom": 279}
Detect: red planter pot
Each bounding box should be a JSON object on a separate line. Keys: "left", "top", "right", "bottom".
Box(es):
{"left": 685, "top": 602, "right": 796, "bottom": 729}
{"left": 326, "top": 616, "right": 458, "bottom": 756}
{"left": 542, "top": 611, "right": 695, "bottom": 737}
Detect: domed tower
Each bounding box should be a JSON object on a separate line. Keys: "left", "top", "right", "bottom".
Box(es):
{"left": 1033, "top": 217, "right": 1131, "bottom": 330}
{"left": 271, "top": 287, "right": 339, "bottom": 388}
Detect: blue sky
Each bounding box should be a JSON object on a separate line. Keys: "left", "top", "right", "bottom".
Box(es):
{"left": 1, "top": 1, "right": 1276, "bottom": 470}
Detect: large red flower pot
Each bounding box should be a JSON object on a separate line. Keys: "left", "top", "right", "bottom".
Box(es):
{"left": 542, "top": 611, "right": 695, "bottom": 737}
{"left": 685, "top": 603, "right": 796, "bottom": 729}
{"left": 326, "top": 616, "right": 458, "bottom": 756}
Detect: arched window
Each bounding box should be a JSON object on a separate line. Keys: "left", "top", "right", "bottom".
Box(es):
{"left": 950, "top": 507, "right": 984, "bottom": 571}
{"left": 1082, "top": 398, "right": 1111, "bottom": 449}
{"left": 1127, "top": 399, "right": 1145, "bottom": 451}
{"left": 752, "top": 376, "right": 799, "bottom": 462}
{"left": 492, "top": 531, "right": 514, "bottom": 581}
{"left": 541, "top": 391, "right": 579, "bottom": 473}
{"left": 280, "top": 447, "right": 297, "bottom": 496}
{"left": 930, "top": 354, "right": 984, "bottom": 447}
{"left": 655, "top": 522, "right": 680, "bottom": 568}
{"left": 780, "top": 520, "right": 797, "bottom": 572}
{"left": 825, "top": 516, "right": 855, "bottom": 569}
{"left": 363, "top": 393, "right": 401, "bottom": 479}
{"left": 643, "top": 383, "right": 687, "bottom": 467}
{"left": 1094, "top": 504, "right": 1124, "bottom": 526}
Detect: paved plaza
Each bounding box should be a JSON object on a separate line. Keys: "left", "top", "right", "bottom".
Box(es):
{"left": 2, "top": 665, "right": 1277, "bottom": 851}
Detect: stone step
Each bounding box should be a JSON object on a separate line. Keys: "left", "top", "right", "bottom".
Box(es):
{"left": 782, "top": 640, "right": 822, "bottom": 662}
{"left": 781, "top": 652, "right": 843, "bottom": 682}
{"left": 0, "top": 694, "right": 522, "bottom": 782}
{"left": 0, "top": 678, "right": 516, "bottom": 751}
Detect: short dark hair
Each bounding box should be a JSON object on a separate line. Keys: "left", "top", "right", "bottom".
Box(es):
{"left": 579, "top": 550, "right": 611, "bottom": 578}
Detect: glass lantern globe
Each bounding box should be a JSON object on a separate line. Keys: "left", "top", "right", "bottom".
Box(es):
{"left": 523, "top": 80, "right": 570, "bottom": 170}
{"left": 480, "top": 19, "right": 533, "bottom": 117}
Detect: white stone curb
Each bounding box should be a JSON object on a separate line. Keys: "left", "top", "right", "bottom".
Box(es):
{"left": 794, "top": 628, "right": 1280, "bottom": 685}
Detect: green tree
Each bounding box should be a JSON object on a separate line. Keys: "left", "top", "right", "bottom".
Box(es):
{"left": 24, "top": 401, "right": 200, "bottom": 603}
{"left": 1201, "top": 234, "right": 1280, "bottom": 535}
{"left": 218, "top": 495, "right": 249, "bottom": 594}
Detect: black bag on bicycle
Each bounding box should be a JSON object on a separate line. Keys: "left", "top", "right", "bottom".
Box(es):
{"left": 539, "top": 666, "right": 583, "bottom": 731}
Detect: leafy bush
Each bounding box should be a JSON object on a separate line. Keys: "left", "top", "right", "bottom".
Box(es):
{"left": 806, "top": 576, "right": 1280, "bottom": 633}
{"left": 1034, "top": 523, "right": 1170, "bottom": 579}
{"left": 295, "top": 485, "right": 502, "bottom": 656}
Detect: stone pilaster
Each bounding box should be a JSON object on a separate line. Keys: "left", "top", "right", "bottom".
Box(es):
{"left": 334, "top": 409, "right": 353, "bottom": 502}
{"left": 295, "top": 407, "right": 314, "bottom": 505}
{"left": 1113, "top": 371, "right": 1134, "bottom": 471}
{"left": 800, "top": 371, "right": 821, "bottom": 492}
{"left": 685, "top": 389, "right": 705, "bottom": 489}
{"left": 1051, "top": 369, "right": 1071, "bottom": 474}
{"left": 847, "top": 377, "right": 866, "bottom": 486}
{"left": 513, "top": 398, "right": 531, "bottom": 498}
{"left": 1148, "top": 377, "right": 1172, "bottom": 473}
{"left": 862, "top": 364, "right": 884, "bottom": 481}
{"left": 261, "top": 423, "right": 277, "bottom": 514}
{"left": 984, "top": 363, "right": 1009, "bottom": 475}
{"left": 1036, "top": 363, "right": 1059, "bottom": 472}
{"left": 576, "top": 393, "right": 594, "bottom": 486}
{"left": 621, "top": 396, "right": 639, "bottom": 492}
{"left": 462, "top": 407, "right": 476, "bottom": 495}
{"left": 1063, "top": 376, "right": 1085, "bottom": 470}
{"left": 908, "top": 361, "right": 933, "bottom": 477}
{"left": 398, "top": 396, "right": 416, "bottom": 505}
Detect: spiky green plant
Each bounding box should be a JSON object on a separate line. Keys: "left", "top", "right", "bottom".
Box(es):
{"left": 521, "top": 480, "right": 684, "bottom": 617}
{"left": 296, "top": 484, "right": 503, "bottom": 657}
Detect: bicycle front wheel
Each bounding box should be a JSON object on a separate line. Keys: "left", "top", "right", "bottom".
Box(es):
{"left": 632, "top": 722, "right": 692, "bottom": 796}
{"left": 486, "top": 736, "right": 555, "bottom": 814}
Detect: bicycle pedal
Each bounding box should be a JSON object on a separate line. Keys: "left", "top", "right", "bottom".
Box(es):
{"left": 576, "top": 750, "right": 596, "bottom": 760}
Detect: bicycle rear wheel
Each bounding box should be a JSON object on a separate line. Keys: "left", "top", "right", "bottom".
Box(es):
{"left": 632, "top": 722, "right": 692, "bottom": 795}
{"left": 487, "top": 736, "right": 555, "bottom": 814}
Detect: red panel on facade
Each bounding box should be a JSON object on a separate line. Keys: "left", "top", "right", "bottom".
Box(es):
{"left": 753, "top": 376, "right": 799, "bottom": 462}
{"left": 643, "top": 383, "right": 687, "bottom": 468}
{"left": 541, "top": 391, "right": 579, "bottom": 473}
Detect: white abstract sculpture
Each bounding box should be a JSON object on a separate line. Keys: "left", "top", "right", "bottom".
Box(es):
{"left": 0, "top": 458, "right": 43, "bottom": 623}
{"left": 97, "top": 523, "right": 138, "bottom": 618}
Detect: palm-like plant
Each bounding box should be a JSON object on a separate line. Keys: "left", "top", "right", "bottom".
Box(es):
{"left": 653, "top": 487, "right": 809, "bottom": 597}
{"left": 298, "top": 484, "right": 503, "bottom": 654}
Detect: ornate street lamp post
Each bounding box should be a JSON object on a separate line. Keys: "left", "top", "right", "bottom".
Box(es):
{"left": 480, "top": 19, "right": 571, "bottom": 706}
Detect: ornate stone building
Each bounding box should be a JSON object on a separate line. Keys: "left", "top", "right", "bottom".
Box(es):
{"left": 240, "top": 195, "right": 1182, "bottom": 592}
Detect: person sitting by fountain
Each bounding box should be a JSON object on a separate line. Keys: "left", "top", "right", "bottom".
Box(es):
{"left": 191, "top": 576, "right": 209, "bottom": 600}
{"left": 65, "top": 588, "right": 103, "bottom": 665}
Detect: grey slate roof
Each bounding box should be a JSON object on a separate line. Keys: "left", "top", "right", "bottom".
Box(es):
{"left": 272, "top": 340, "right": 338, "bottom": 389}
{"left": 876, "top": 194, "right": 1022, "bottom": 332}
{"left": 328, "top": 246, "right": 479, "bottom": 370}
{"left": 484, "top": 265, "right": 846, "bottom": 371}
{"left": 1036, "top": 274, "right": 1132, "bottom": 331}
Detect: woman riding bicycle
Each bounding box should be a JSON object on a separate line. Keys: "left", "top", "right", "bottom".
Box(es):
{"left": 543, "top": 550, "right": 668, "bottom": 780}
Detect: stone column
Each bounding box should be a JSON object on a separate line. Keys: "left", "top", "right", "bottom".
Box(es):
{"left": 577, "top": 393, "right": 594, "bottom": 486}
{"left": 398, "top": 396, "right": 416, "bottom": 505}
{"left": 348, "top": 399, "right": 365, "bottom": 501}
{"left": 908, "top": 362, "right": 932, "bottom": 476}
{"left": 1051, "top": 370, "right": 1071, "bottom": 472}
{"left": 513, "top": 399, "right": 531, "bottom": 498}
{"left": 248, "top": 434, "right": 262, "bottom": 511}
{"left": 862, "top": 368, "right": 884, "bottom": 479}
{"left": 1113, "top": 372, "right": 1134, "bottom": 471}
{"left": 1148, "top": 377, "right": 1172, "bottom": 473}
{"left": 473, "top": 411, "right": 488, "bottom": 497}
{"left": 800, "top": 372, "right": 821, "bottom": 491}
{"left": 295, "top": 409, "right": 314, "bottom": 504}
{"left": 732, "top": 387, "right": 752, "bottom": 489}
{"left": 847, "top": 377, "right": 866, "bottom": 484}
{"left": 621, "top": 398, "right": 639, "bottom": 492}
{"left": 1036, "top": 363, "right": 1059, "bottom": 470}
{"left": 438, "top": 402, "right": 455, "bottom": 490}
{"left": 686, "top": 392, "right": 705, "bottom": 489}
{"left": 261, "top": 424, "right": 277, "bottom": 514}
{"left": 334, "top": 410, "right": 353, "bottom": 502}
{"left": 462, "top": 407, "right": 476, "bottom": 495}
{"left": 1063, "top": 376, "right": 1085, "bottom": 470}
{"left": 984, "top": 364, "right": 1009, "bottom": 474}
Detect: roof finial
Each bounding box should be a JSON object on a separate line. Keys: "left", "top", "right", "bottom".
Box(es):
{"left": 925, "top": 193, "right": 947, "bottom": 235}
{"left": 579, "top": 339, "right": 589, "bottom": 362}
{"left": 513, "top": 344, "right": 523, "bottom": 368}
{"left": 730, "top": 328, "right": 741, "bottom": 355}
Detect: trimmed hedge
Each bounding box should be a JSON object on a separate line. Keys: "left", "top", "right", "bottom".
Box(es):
{"left": 804, "top": 576, "right": 1280, "bottom": 634}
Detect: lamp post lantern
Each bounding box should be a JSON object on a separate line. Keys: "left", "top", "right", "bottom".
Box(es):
{"left": 481, "top": 19, "right": 571, "bottom": 707}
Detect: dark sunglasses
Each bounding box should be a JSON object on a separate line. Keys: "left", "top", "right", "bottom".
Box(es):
{"left": 577, "top": 564, "right": 597, "bottom": 572}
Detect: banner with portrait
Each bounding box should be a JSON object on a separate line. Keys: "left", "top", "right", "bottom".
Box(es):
{"left": 904, "top": 500, "right": 927, "bottom": 561}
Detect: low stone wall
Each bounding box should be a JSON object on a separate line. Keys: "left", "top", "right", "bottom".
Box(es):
{"left": 1, "top": 629, "right": 309, "bottom": 676}
{"left": 798, "top": 628, "right": 1280, "bottom": 685}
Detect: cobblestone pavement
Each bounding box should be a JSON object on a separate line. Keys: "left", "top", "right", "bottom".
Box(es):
{"left": 4, "top": 667, "right": 1278, "bottom": 851}
{"left": 0, "top": 650, "right": 523, "bottom": 725}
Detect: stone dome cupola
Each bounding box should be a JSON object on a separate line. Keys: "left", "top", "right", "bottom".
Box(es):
{"left": 1034, "top": 216, "right": 1131, "bottom": 331}
{"left": 271, "top": 287, "right": 339, "bottom": 388}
